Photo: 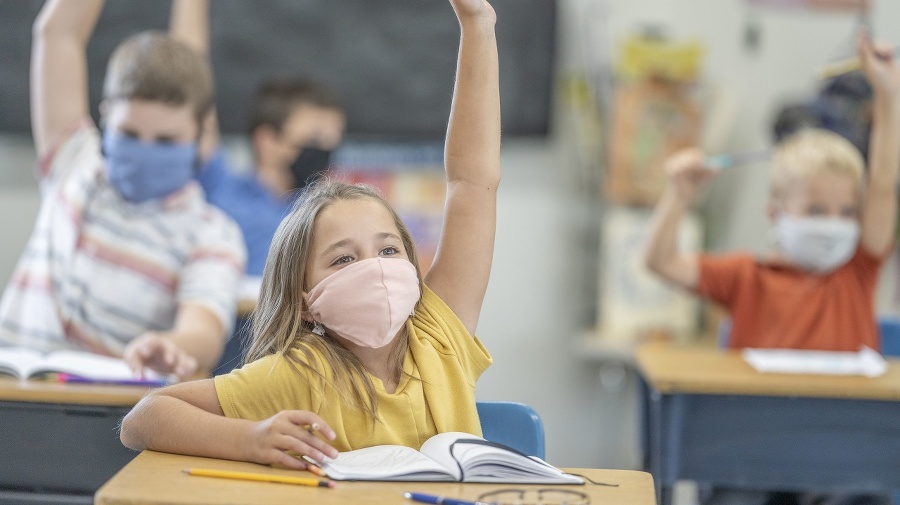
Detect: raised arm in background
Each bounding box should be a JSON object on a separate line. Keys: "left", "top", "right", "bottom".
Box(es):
{"left": 858, "top": 34, "right": 900, "bottom": 257}
{"left": 30, "top": 0, "right": 104, "bottom": 158}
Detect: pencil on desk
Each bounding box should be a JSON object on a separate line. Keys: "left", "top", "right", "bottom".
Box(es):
{"left": 182, "top": 468, "right": 335, "bottom": 488}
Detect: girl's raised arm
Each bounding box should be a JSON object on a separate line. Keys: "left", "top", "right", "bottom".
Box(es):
{"left": 425, "top": 0, "right": 500, "bottom": 335}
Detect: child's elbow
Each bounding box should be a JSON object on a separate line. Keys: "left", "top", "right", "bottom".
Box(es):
{"left": 119, "top": 403, "right": 150, "bottom": 451}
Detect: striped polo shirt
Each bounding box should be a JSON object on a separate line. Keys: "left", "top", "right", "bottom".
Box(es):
{"left": 0, "top": 120, "right": 246, "bottom": 356}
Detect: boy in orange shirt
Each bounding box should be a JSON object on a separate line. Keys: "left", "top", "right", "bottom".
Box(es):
{"left": 645, "top": 35, "right": 900, "bottom": 353}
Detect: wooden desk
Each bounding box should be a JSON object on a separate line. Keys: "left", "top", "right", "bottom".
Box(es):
{"left": 96, "top": 451, "right": 656, "bottom": 505}
{"left": 635, "top": 342, "right": 900, "bottom": 505}
{"left": 0, "top": 378, "right": 151, "bottom": 505}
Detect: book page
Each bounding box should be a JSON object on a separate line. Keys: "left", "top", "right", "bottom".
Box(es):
{"left": 320, "top": 444, "right": 455, "bottom": 481}
{"left": 31, "top": 350, "right": 140, "bottom": 380}
{"left": 420, "top": 432, "right": 583, "bottom": 484}
{"left": 0, "top": 347, "right": 43, "bottom": 378}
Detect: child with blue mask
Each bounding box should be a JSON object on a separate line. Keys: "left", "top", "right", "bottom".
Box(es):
{"left": 644, "top": 33, "right": 900, "bottom": 354}
{"left": 0, "top": 0, "right": 246, "bottom": 381}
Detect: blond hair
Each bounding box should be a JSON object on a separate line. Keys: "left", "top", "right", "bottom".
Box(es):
{"left": 244, "top": 178, "right": 423, "bottom": 421}
{"left": 770, "top": 128, "right": 865, "bottom": 202}
{"left": 103, "top": 32, "right": 214, "bottom": 126}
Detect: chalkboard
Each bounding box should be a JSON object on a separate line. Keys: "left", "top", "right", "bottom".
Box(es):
{"left": 0, "top": 0, "right": 556, "bottom": 140}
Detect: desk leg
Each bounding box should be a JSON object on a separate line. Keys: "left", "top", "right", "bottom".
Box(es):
{"left": 648, "top": 389, "right": 674, "bottom": 505}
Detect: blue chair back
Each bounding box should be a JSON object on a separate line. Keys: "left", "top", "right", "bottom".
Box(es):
{"left": 476, "top": 401, "right": 546, "bottom": 460}
{"left": 717, "top": 318, "right": 900, "bottom": 356}
{"left": 878, "top": 317, "right": 900, "bottom": 357}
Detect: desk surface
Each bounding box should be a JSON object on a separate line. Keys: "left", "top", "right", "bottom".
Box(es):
{"left": 95, "top": 451, "right": 656, "bottom": 505}
{"left": 636, "top": 342, "right": 900, "bottom": 400}
{"left": 0, "top": 377, "right": 150, "bottom": 406}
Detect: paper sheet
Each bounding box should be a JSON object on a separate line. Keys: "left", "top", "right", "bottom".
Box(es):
{"left": 742, "top": 346, "right": 888, "bottom": 377}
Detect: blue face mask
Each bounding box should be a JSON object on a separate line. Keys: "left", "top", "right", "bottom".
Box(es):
{"left": 102, "top": 129, "right": 197, "bottom": 203}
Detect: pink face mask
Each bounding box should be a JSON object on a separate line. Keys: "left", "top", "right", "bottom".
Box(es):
{"left": 305, "top": 257, "right": 421, "bottom": 348}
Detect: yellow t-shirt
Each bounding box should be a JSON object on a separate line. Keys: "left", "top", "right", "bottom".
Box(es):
{"left": 214, "top": 285, "right": 492, "bottom": 452}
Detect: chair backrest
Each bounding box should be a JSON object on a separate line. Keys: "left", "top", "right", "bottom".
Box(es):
{"left": 878, "top": 317, "right": 900, "bottom": 357}
{"left": 476, "top": 401, "right": 545, "bottom": 460}
{"left": 718, "top": 318, "right": 900, "bottom": 356}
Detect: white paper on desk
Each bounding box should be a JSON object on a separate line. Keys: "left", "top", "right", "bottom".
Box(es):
{"left": 742, "top": 346, "right": 888, "bottom": 377}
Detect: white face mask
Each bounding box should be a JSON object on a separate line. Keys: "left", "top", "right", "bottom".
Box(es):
{"left": 774, "top": 214, "right": 860, "bottom": 273}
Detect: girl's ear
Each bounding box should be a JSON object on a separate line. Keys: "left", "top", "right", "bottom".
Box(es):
{"left": 300, "top": 292, "right": 312, "bottom": 322}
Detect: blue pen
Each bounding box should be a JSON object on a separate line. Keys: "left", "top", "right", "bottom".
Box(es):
{"left": 404, "top": 492, "right": 490, "bottom": 505}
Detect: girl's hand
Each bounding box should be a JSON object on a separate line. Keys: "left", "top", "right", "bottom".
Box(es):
{"left": 664, "top": 147, "right": 718, "bottom": 203}
{"left": 858, "top": 32, "right": 900, "bottom": 99}
{"left": 241, "top": 411, "right": 339, "bottom": 470}
{"left": 449, "top": 0, "right": 496, "bottom": 26}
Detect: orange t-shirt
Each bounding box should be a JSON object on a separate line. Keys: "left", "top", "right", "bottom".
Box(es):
{"left": 696, "top": 247, "right": 886, "bottom": 351}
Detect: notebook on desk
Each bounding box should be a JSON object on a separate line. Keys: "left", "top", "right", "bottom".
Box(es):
{"left": 742, "top": 346, "right": 888, "bottom": 377}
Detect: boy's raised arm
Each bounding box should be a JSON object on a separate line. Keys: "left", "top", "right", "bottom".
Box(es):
{"left": 169, "top": 0, "right": 219, "bottom": 162}
{"left": 859, "top": 35, "right": 900, "bottom": 257}
{"left": 169, "top": 0, "right": 209, "bottom": 55}
{"left": 644, "top": 148, "right": 716, "bottom": 290}
{"left": 425, "top": 0, "right": 500, "bottom": 335}
{"left": 30, "top": 0, "right": 104, "bottom": 158}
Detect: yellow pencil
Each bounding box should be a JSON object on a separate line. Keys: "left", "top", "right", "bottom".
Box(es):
{"left": 182, "top": 468, "right": 336, "bottom": 488}
{"left": 815, "top": 46, "right": 900, "bottom": 79}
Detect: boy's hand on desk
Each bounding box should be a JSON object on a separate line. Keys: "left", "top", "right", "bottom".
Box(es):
{"left": 242, "top": 411, "right": 339, "bottom": 470}
{"left": 123, "top": 332, "right": 198, "bottom": 381}
{"left": 665, "top": 147, "right": 718, "bottom": 203}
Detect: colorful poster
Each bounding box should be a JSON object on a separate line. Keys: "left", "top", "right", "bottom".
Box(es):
{"left": 333, "top": 144, "right": 446, "bottom": 271}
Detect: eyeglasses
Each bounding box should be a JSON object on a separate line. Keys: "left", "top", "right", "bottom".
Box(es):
{"left": 476, "top": 488, "right": 590, "bottom": 505}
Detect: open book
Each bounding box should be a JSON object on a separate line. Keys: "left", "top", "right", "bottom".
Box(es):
{"left": 0, "top": 347, "right": 156, "bottom": 382}
{"left": 315, "top": 432, "right": 584, "bottom": 484}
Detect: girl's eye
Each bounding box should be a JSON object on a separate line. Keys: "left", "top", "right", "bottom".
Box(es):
{"left": 380, "top": 247, "right": 399, "bottom": 256}
{"left": 332, "top": 255, "right": 353, "bottom": 266}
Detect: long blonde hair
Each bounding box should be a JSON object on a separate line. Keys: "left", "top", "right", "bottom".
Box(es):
{"left": 244, "top": 178, "right": 423, "bottom": 420}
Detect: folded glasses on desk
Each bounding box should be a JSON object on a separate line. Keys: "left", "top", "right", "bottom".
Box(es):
{"left": 476, "top": 488, "right": 590, "bottom": 505}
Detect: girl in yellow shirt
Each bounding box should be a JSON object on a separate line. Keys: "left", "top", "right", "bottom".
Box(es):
{"left": 120, "top": 0, "right": 500, "bottom": 470}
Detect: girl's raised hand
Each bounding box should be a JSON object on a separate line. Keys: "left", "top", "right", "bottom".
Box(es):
{"left": 241, "top": 411, "right": 339, "bottom": 470}
{"left": 449, "top": 0, "right": 496, "bottom": 24}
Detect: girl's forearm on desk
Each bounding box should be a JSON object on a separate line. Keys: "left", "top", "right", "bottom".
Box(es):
{"left": 120, "top": 393, "right": 250, "bottom": 462}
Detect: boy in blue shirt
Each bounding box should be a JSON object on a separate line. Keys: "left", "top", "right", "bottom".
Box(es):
{"left": 199, "top": 80, "right": 346, "bottom": 277}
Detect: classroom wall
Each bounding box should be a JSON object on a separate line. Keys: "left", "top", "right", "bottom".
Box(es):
{"left": 1, "top": 0, "right": 899, "bottom": 469}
